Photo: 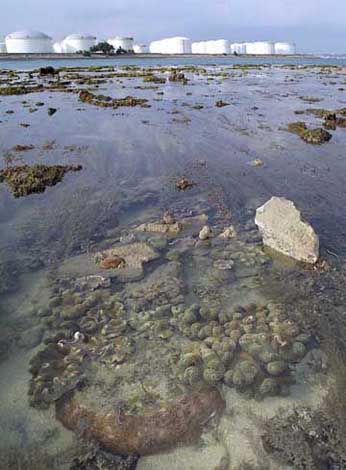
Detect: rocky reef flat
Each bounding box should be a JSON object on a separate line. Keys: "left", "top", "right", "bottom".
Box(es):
{"left": 1, "top": 62, "right": 346, "bottom": 469}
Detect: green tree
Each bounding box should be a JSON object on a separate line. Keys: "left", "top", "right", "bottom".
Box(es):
{"left": 90, "top": 42, "right": 115, "bottom": 55}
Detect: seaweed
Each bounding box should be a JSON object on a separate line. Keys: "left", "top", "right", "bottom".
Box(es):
{"left": 79, "top": 90, "right": 150, "bottom": 109}
{"left": 287, "top": 121, "right": 332, "bottom": 144}
{"left": 0, "top": 164, "right": 82, "bottom": 198}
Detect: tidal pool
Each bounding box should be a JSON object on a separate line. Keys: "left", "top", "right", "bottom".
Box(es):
{"left": 1, "top": 62, "right": 346, "bottom": 469}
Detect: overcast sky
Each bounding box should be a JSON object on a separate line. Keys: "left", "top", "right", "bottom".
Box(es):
{"left": 2, "top": 0, "right": 346, "bottom": 53}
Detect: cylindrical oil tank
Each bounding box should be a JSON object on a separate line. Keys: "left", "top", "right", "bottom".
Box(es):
{"left": 164, "top": 37, "right": 192, "bottom": 54}
{"left": 0, "top": 37, "right": 6, "bottom": 53}
{"left": 61, "top": 34, "right": 96, "bottom": 53}
{"left": 6, "top": 30, "right": 53, "bottom": 53}
{"left": 230, "top": 43, "right": 246, "bottom": 54}
{"left": 149, "top": 40, "right": 159, "bottom": 53}
{"left": 213, "top": 39, "right": 230, "bottom": 54}
{"left": 133, "top": 44, "right": 148, "bottom": 53}
{"left": 107, "top": 36, "right": 134, "bottom": 52}
{"left": 192, "top": 42, "right": 201, "bottom": 54}
{"left": 245, "top": 41, "right": 275, "bottom": 55}
{"left": 274, "top": 42, "right": 296, "bottom": 55}
{"left": 53, "top": 42, "right": 63, "bottom": 53}
{"left": 204, "top": 41, "right": 212, "bottom": 54}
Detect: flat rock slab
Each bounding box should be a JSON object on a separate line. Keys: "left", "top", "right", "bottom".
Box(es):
{"left": 255, "top": 197, "right": 319, "bottom": 264}
{"left": 58, "top": 242, "right": 160, "bottom": 282}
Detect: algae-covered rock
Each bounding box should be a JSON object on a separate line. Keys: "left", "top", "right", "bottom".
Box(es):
{"left": 79, "top": 90, "right": 149, "bottom": 109}
{"left": 287, "top": 121, "right": 332, "bottom": 144}
{"left": 0, "top": 164, "right": 82, "bottom": 198}
{"left": 135, "top": 221, "right": 183, "bottom": 235}
{"left": 255, "top": 197, "right": 319, "bottom": 264}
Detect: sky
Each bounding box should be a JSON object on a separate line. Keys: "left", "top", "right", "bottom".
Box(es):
{"left": 2, "top": 0, "right": 346, "bottom": 53}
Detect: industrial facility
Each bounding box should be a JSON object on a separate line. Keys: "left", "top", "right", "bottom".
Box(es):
{"left": 1, "top": 28, "right": 297, "bottom": 55}
{"left": 133, "top": 43, "right": 149, "bottom": 53}
{"left": 149, "top": 37, "right": 192, "bottom": 54}
{"left": 150, "top": 38, "right": 295, "bottom": 55}
{"left": 0, "top": 37, "right": 6, "bottom": 53}
{"left": 5, "top": 30, "right": 53, "bottom": 53}
{"left": 54, "top": 34, "right": 97, "bottom": 53}
{"left": 107, "top": 36, "right": 134, "bottom": 52}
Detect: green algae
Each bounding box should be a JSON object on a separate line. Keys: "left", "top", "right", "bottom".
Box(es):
{"left": 0, "top": 164, "right": 82, "bottom": 198}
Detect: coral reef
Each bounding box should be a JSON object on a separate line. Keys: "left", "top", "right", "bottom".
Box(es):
{"left": 0, "top": 164, "right": 82, "bottom": 198}
{"left": 174, "top": 302, "right": 309, "bottom": 397}
{"left": 79, "top": 90, "right": 150, "bottom": 109}
{"left": 56, "top": 388, "right": 225, "bottom": 456}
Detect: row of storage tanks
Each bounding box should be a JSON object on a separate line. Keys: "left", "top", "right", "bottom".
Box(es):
{"left": 0, "top": 31, "right": 137, "bottom": 54}
{"left": 150, "top": 38, "right": 296, "bottom": 55}
{"left": 0, "top": 31, "right": 296, "bottom": 55}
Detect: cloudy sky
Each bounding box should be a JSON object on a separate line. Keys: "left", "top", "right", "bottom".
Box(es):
{"left": 2, "top": 0, "right": 346, "bottom": 53}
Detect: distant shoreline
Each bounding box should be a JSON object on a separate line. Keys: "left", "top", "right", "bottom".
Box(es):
{"left": 0, "top": 53, "right": 315, "bottom": 61}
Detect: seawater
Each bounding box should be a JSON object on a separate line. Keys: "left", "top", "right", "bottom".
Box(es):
{"left": 0, "top": 62, "right": 346, "bottom": 469}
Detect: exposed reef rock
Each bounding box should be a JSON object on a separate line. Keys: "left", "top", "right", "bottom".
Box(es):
{"left": 0, "top": 164, "right": 82, "bottom": 198}
{"left": 287, "top": 121, "right": 332, "bottom": 144}
{"left": 79, "top": 90, "right": 150, "bottom": 109}
{"left": 95, "top": 242, "right": 159, "bottom": 278}
{"left": 175, "top": 177, "right": 194, "bottom": 190}
{"left": 56, "top": 389, "right": 225, "bottom": 456}
{"left": 255, "top": 197, "right": 319, "bottom": 264}
{"left": 135, "top": 221, "right": 183, "bottom": 235}
{"left": 168, "top": 70, "right": 188, "bottom": 84}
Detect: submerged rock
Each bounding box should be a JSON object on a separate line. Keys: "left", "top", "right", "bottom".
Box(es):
{"left": 56, "top": 389, "right": 225, "bottom": 456}
{"left": 255, "top": 197, "right": 319, "bottom": 264}
{"left": 199, "top": 225, "right": 212, "bottom": 240}
{"left": 95, "top": 242, "right": 159, "bottom": 279}
{"left": 0, "top": 164, "right": 82, "bottom": 198}
{"left": 135, "top": 221, "right": 183, "bottom": 235}
{"left": 175, "top": 177, "right": 194, "bottom": 191}
{"left": 287, "top": 121, "right": 332, "bottom": 144}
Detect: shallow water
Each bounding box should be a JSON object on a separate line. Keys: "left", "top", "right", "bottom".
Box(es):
{"left": 0, "top": 62, "right": 346, "bottom": 469}
{"left": 2, "top": 54, "right": 346, "bottom": 71}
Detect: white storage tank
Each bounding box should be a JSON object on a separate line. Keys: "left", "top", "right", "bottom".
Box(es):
{"left": 6, "top": 30, "right": 53, "bottom": 53}
{"left": 53, "top": 42, "right": 63, "bottom": 53}
{"left": 192, "top": 42, "right": 201, "bottom": 54}
{"left": 164, "top": 37, "right": 192, "bottom": 54}
{"left": 245, "top": 41, "right": 275, "bottom": 55}
{"left": 133, "top": 44, "right": 148, "bottom": 53}
{"left": 149, "top": 40, "right": 160, "bottom": 53}
{"left": 231, "top": 43, "right": 246, "bottom": 54}
{"left": 107, "top": 36, "right": 134, "bottom": 52}
{"left": 0, "top": 37, "right": 6, "bottom": 53}
{"left": 274, "top": 42, "right": 296, "bottom": 55}
{"left": 214, "top": 39, "right": 230, "bottom": 54}
{"left": 205, "top": 41, "right": 215, "bottom": 54}
{"left": 192, "top": 42, "right": 207, "bottom": 54}
{"left": 61, "top": 34, "right": 96, "bottom": 53}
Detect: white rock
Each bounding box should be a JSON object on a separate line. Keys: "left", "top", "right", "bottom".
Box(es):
{"left": 255, "top": 197, "right": 319, "bottom": 264}
{"left": 219, "top": 225, "right": 236, "bottom": 239}
{"left": 199, "top": 225, "right": 212, "bottom": 240}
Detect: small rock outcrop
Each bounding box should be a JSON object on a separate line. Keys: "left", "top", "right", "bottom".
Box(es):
{"left": 255, "top": 197, "right": 319, "bottom": 264}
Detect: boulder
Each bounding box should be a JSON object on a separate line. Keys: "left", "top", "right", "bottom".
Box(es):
{"left": 255, "top": 197, "right": 319, "bottom": 264}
